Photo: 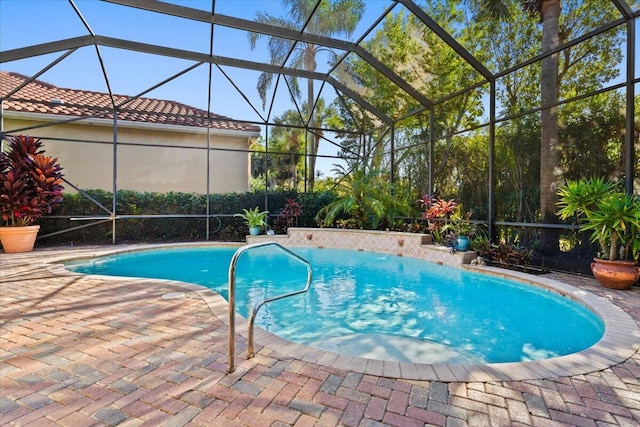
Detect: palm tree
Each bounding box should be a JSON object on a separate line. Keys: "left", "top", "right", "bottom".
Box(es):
{"left": 267, "top": 98, "right": 340, "bottom": 190}
{"left": 478, "top": 0, "right": 561, "bottom": 252}
{"left": 249, "top": 0, "right": 364, "bottom": 192}
{"left": 316, "top": 163, "right": 410, "bottom": 229}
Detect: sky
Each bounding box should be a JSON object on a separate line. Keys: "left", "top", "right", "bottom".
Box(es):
{"left": 1, "top": 0, "right": 639, "bottom": 176}
{"left": 0, "top": 0, "right": 400, "bottom": 177}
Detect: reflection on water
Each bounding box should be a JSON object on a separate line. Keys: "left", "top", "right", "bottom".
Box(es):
{"left": 67, "top": 246, "right": 604, "bottom": 364}
{"left": 309, "top": 333, "right": 477, "bottom": 364}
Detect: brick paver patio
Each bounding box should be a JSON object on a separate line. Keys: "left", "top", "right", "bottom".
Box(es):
{"left": 1, "top": 245, "right": 639, "bottom": 426}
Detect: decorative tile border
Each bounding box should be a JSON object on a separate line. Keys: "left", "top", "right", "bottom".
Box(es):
{"left": 247, "top": 228, "right": 477, "bottom": 266}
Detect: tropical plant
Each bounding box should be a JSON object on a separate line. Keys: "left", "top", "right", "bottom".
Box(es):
{"left": 478, "top": 0, "right": 624, "bottom": 254}
{"left": 248, "top": 0, "right": 364, "bottom": 191}
{"left": 556, "top": 178, "right": 640, "bottom": 262}
{"left": 234, "top": 207, "right": 269, "bottom": 229}
{"left": 254, "top": 100, "right": 340, "bottom": 191}
{"left": 1, "top": 135, "right": 64, "bottom": 226}
{"left": 556, "top": 178, "right": 615, "bottom": 223}
{"left": 316, "top": 164, "right": 409, "bottom": 229}
{"left": 475, "top": 240, "right": 534, "bottom": 271}
{"left": 442, "top": 205, "right": 475, "bottom": 237}
{"left": 274, "top": 198, "right": 302, "bottom": 233}
{"left": 477, "top": 0, "right": 560, "bottom": 249}
{"left": 417, "top": 195, "right": 459, "bottom": 243}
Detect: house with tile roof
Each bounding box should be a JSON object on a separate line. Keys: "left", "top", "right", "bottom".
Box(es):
{"left": 0, "top": 71, "right": 261, "bottom": 194}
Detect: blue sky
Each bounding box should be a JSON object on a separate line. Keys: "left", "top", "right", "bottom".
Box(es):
{"left": 1, "top": 1, "right": 638, "bottom": 177}
{"left": 0, "top": 1, "right": 391, "bottom": 122}
{"left": 0, "top": 0, "right": 396, "bottom": 176}
{"left": 2, "top": 1, "right": 285, "bottom": 120}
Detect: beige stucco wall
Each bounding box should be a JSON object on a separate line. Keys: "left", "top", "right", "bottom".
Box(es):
{"left": 2, "top": 115, "right": 258, "bottom": 194}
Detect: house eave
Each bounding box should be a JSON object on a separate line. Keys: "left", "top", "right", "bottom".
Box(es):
{"left": 1, "top": 110, "right": 262, "bottom": 138}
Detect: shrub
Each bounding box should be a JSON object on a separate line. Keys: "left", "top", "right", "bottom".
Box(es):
{"left": 39, "top": 189, "right": 333, "bottom": 244}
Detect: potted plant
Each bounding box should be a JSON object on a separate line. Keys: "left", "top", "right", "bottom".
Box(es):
{"left": 556, "top": 178, "right": 640, "bottom": 289}
{"left": 235, "top": 207, "right": 269, "bottom": 236}
{"left": 417, "top": 195, "right": 458, "bottom": 244}
{"left": 0, "top": 135, "right": 65, "bottom": 253}
{"left": 442, "top": 204, "right": 476, "bottom": 252}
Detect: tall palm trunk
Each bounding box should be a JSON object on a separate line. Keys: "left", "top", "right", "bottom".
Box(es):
{"left": 539, "top": 0, "right": 561, "bottom": 252}
{"left": 305, "top": 46, "right": 318, "bottom": 192}
{"left": 307, "top": 77, "right": 318, "bottom": 192}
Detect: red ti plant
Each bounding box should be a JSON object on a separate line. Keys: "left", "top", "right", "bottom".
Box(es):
{"left": 1, "top": 135, "right": 64, "bottom": 226}
{"left": 275, "top": 198, "right": 302, "bottom": 233}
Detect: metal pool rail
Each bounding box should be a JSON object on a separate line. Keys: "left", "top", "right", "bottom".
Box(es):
{"left": 227, "top": 242, "right": 313, "bottom": 373}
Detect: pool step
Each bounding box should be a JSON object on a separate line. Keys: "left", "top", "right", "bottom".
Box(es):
{"left": 308, "top": 333, "right": 477, "bottom": 364}
{"left": 420, "top": 234, "right": 433, "bottom": 245}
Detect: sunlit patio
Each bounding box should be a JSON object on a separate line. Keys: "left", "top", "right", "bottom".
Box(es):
{"left": 2, "top": 0, "right": 640, "bottom": 425}
{"left": 1, "top": 245, "right": 639, "bottom": 426}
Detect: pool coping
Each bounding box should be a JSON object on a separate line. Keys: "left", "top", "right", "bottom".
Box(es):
{"left": 50, "top": 242, "right": 640, "bottom": 383}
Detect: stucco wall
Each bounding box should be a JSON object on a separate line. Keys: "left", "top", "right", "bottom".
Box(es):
{"left": 3, "top": 117, "right": 254, "bottom": 194}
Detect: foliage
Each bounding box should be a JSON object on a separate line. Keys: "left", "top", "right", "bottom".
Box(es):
{"left": 485, "top": 0, "right": 624, "bottom": 253}
{"left": 475, "top": 240, "right": 534, "bottom": 271}
{"left": 417, "top": 196, "right": 487, "bottom": 244}
{"left": 556, "top": 178, "right": 615, "bottom": 222}
{"left": 417, "top": 195, "right": 458, "bottom": 243}
{"left": 39, "top": 190, "right": 333, "bottom": 244}
{"left": 556, "top": 178, "right": 640, "bottom": 262}
{"left": 249, "top": 0, "right": 364, "bottom": 191}
{"left": 442, "top": 205, "right": 475, "bottom": 237}
{"left": 234, "top": 207, "right": 269, "bottom": 228}
{"left": 316, "top": 164, "right": 410, "bottom": 229}
{"left": 331, "top": 0, "right": 626, "bottom": 256}
{"left": 251, "top": 100, "right": 340, "bottom": 191}
{"left": 274, "top": 198, "right": 302, "bottom": 233}
{"left": 1, "top": 135, "right": 64, "bottom": 226}
{"left": 338, "top": 3, "right": 486, "bottom": 194}
{"left": 418, "top": 195, "right": 458, "bottom": 221}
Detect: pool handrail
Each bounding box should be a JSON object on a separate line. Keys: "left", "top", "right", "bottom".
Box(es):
{"left": 227, "top": 241, "right": 313, "bottom": 373}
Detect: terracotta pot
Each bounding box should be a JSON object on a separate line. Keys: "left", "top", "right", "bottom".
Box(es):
{"left": 0, "top": 225, "right": 40, "bottom": 253}
{"left": 590, "top": 258, "right": 639, "bottom": 290}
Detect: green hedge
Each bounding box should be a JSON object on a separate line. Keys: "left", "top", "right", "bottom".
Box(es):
{"left": 38, "top": 190, "right": 335, "bottom": 245}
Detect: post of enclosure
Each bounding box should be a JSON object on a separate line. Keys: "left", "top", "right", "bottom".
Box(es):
{"left": 227, "top": 241, "right": 312, "bottom": 373}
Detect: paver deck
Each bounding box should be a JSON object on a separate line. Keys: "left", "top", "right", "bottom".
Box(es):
{"left": 1, "top": 244, "right": 639, "bottom": 426}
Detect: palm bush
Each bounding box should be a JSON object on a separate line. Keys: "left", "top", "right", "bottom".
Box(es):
{"left": 557, "top": 178, "right": 640, "bottom": 261}
{"left": 316, "top": 164, "right": 410, "bottom": 229}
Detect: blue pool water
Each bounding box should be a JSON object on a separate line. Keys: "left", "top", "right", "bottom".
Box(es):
{"left": 66, "top": 246, "right": 604, "bottom": 364}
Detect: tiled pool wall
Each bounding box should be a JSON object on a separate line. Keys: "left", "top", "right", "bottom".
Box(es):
{"left": 247, "top": 228, "right": 477, "bottom": 266}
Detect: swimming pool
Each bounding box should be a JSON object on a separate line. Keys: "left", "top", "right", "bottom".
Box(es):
{"left": 66, "top": 245, "right": 604, "bottom": 365}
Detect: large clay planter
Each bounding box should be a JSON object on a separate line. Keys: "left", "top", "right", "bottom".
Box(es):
{"left": 590, "top": 258, "right": 639, "bottom": 290}
{"left": 0, "top": 225, "right": 40, "bottom": 253}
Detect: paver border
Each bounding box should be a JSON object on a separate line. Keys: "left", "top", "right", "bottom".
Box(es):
{"left": 49, "top": 242, "right": 640, "bottom": 383}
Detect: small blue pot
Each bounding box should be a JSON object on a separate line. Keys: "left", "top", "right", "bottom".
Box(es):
{"left": 455, "top": 236, "right": 470, "bottom": 252}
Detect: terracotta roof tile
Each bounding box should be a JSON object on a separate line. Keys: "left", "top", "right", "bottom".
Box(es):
{"left": 0, "top": 71, "right": 261, "bottom": 134}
